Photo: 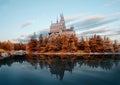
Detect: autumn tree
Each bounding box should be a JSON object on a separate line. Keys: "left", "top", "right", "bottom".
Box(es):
{"left": 25, "top": 32, "right": 120, "bottom": 53}
{"left": 43, "top": 37, "right": 49, "bottom": 52}
{"left": 46, "top": 36, "right": 57, "bottom": 52}
{"left": 54, "top": 35, "right": 62, "bottom": 51}
{"left": 89, "top": 35, "right": 98, "bottom": 52}
{"left": 68, "top": 34, "right": 77, "bottom": 52}
{"left": 84, "top": 38, "right": 91, "bottom": 53}
{"left": 27, "top": 38, "right": 38, "bottom": 53}
{"left": 14, "top": 43, "right": 26, "bottom": 50}
{"left": 37, "top": 34, "right": 44, "bottom": 52}
{"left": 95, "top": 35, "right": 104, "bottom": 52}
{"left": 0, "top": 41, "right": 14, "bottom": 51}
{"left": 103, "top": 37, "right": 114, "bottom": 52}
{"left": 113, "top": 40, "right": 119, "bottom": 52}
{"left": 61, "top": 34, "right": 69, "bottom": 52}
{"left": 78, "top": 37, "right": 86, "bottom": 51}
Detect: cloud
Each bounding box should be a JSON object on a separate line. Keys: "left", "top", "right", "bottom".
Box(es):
{"left": 14, "top": 13, "right": 120, "bottom": 43}
{"left": 104, "top": 0, "right": 120, "bottom": 7}
{"left": 79, "top": 27, "right": 111, "bottom": 35}
{"left": 105, "top": 26, "right": 120, "bottom": 37}
{"left": 115, "top": 30, "right": 120, "bottom": 34}
{"left": 107, "top": 12, "right": 120, "bottom": 17}
{"left": 65, "top": 14, "right": 83, "bottom": 23}
{"left": 20, "top": 20, "right": 35, "bottom": 28}
{"left": 12, "top": 38, "right": 29, "bottom": 43}
{"left": 76, "top": 26, "right": 120, "bottom": 42}
{"left": 13, "top": 28, "right": 49, "bottom": 43}
{"left": 71, "top": 13, "right": 120, "bottom": 30}
{"left": 36, "top": 27, "right": 49, "bottom": 34}
{"left": 108, "top": 28, "right": 120, "bottom": 36}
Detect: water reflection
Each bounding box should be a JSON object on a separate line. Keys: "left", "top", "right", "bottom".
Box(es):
{"left": 0, "top": 54, "right": 120, "bottom": 80}
{"left": 0, "top": 55, "right": 27, "bottom": 67}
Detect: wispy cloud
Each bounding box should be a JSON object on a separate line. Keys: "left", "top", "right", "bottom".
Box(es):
{"left": 15, "top": 13, "right": 120, "bottom": 43}
{"left": 109, "top": 27, "right": 120, "bottom": 36}
{"left": 13, "top": 27, "right": 49, "bottom": 43}
{"left": 107, "top": 12, "right": 120, "bottom": 18}
{"left": 79, "top": 27, "right": 111, "bottom": 35}
{"left": 104, "top": 0, "right": 120, "bottom": 7}
{"left": 71, "top": 13, "right": 120, "bottom": 30}
{"left": 76, "top": 26, "right": 120, "bottom": 41}
{"left": 20, "top": 20, "right": 35, "bottom": 28}
{"left": 36, "top": 27, "right": 49, "bottom": 34}
{"left": 65, "top": 14, "right": 83, "bottom": 23}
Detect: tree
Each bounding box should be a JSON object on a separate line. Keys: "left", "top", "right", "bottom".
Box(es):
{"left": 39, "top": 34, "right": 43, "bottom": 45}
{"left": 95, "top": 35, "right": 104, "bottom": 52}
{"left": 46, "top": 36, "right": 57, "bottom": 51}
{"left": 54, "top": 35, "right": 62, "bottom": 51}
{"left": 84, "top": 38, "right": 91, "bottom": 53}
{"left": 78, "top": 37, "right": 85, "bottom": 51}
{"left": 103, "top": 37, "right": 114, "bottom": 52}
{"left": 27, "top": 38, "right": 38, "bottom": 52}
{"left": 113, "top": 40, "right": 119, "bottom": 52}
{"left": 68, "top": 34, "right": 77, "bottom": 52}
{"left": 61, "top": 34, "right": 69, "bottom": 52}
{"left": 89, "top": 35, "right": 98, "bottom": 52}
{"left": 37, "top": 34, "right": 43, "bottom": 52}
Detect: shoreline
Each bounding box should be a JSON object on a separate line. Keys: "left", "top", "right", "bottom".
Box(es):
{"left": 1, "top": 51, "right": 120, "bottom": 57}
{"left": 0, "top": 51, "right": 120, "bottom": 60}
{"left": 30, "top": 52, "right": 120, "bottom": 55}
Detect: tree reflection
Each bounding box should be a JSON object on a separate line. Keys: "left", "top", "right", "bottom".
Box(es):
{"left": 0, "top": 54, "right": 120, "bottom": 80}
{"left": 0, "top": 55, "right": 27, "bottom": 67}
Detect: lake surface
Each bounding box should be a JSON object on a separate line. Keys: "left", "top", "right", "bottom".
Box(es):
{"left": 0, "top": 54, "right": 120, "bottom": 85}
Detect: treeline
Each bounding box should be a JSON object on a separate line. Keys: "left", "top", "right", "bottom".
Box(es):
{"left": 0, "top": 41, "right": 26, "bottom": 52}
{"left": 26, "top": 34, "right": 120, "bottom": 53}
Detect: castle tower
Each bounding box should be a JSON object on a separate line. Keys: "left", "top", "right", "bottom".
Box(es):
{"left": 60, "top": 14, "right": 65, "bottom": 24}
{"left": 49, "top": 14, "right": 75, "bottom": 37}
{"left": 60, "top": 14, "right": 66, "bottom": 30}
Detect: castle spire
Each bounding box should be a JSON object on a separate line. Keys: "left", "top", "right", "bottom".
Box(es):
{"left": 60, "top": 13, "right": 64, "bottom": 21}
{"left": 60, "top": 13, "right": 65, "bottom": 24}
{"left": 56, "top": 17, "right": 58, "bottom": 23}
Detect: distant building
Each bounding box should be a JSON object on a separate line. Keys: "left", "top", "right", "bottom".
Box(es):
{"left": 49, "top": 14, "right": 75, "bottom": 37}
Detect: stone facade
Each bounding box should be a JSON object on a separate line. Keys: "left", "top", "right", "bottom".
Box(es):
{"left": 49, "top": 14, "right": 75, "bottom": 37}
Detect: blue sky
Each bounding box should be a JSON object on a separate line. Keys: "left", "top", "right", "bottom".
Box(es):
{"left": 0, "top": 0, "right": 120, "bottom": 42}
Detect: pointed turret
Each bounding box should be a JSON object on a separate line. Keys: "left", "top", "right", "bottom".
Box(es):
{"left": 56, "top": 17, "right": 58, "bottom": 24}
{"left": 60, "top": 14, "right": 65, "bottom": 24}
{"left": 60, "top": 14, "right": 66, "bottom": 30}
{"left": 49, "top": 13, "right": 74, "bottom": 37}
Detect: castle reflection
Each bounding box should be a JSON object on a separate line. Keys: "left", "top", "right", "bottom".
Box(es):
{"left": 0, "top": 54, "right": 120, "bottom": 80}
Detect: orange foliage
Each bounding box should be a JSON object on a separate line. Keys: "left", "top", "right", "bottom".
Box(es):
{"left": 26, "top": 34, "right": 120, "bottom": 53}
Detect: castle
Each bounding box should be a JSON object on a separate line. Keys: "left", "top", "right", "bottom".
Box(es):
{"left": 49, "top": 14, "right": 75, "bottom": 37}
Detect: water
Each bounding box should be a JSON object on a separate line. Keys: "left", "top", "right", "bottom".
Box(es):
{"left": 0, "top": 54, "right": 120, "bottom": 85}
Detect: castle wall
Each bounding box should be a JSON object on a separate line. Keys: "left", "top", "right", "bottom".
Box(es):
{"left": 63, "top": 30, "right": 75, "bottom": 35}
{"left": 49, "top": 14, "right": 75, "bottom": 36}
{"left": 50, "top": 25, "right": 61, "bottom": 33}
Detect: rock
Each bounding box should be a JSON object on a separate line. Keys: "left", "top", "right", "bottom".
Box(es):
{"left": 1, "top": 52, "right": 9, "bottom": 57}
{"left": 11, "top": 50, "right": 26, "bottom": 55}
